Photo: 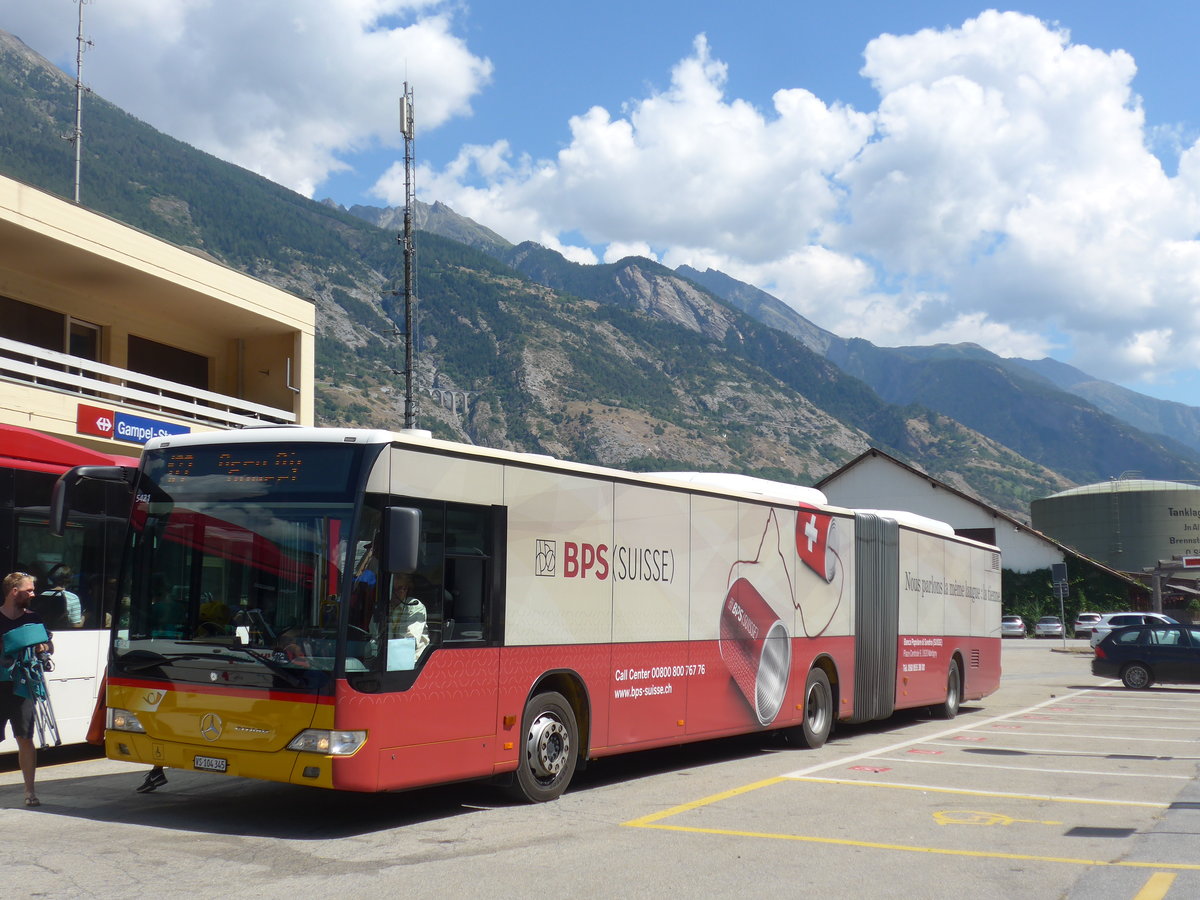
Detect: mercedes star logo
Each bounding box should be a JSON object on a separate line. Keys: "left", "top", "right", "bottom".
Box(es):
{"left": 199, "top": 713, "right": 223, "bottom": 742}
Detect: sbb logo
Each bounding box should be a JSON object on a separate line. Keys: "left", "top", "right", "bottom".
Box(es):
{"left": 563, "top": 542, "right": 609, "bottom": 579}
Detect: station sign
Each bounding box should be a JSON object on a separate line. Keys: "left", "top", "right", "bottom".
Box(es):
{"left": 77, "top": 403, "right": 190, "bottom": 445}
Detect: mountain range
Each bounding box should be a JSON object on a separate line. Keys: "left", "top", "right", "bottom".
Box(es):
{"left": 3, "top": 26, "right": 1199, "bottom": 523}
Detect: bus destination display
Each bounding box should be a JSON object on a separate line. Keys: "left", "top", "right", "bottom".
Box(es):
{"left": 145, "top": 443, "right": 360, "bottom": 499}
{"left": 163, "top": 449, "right": 306, "bottom": 486}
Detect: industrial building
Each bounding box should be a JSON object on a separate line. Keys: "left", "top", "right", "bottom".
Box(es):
{"left": 1031, "top": 478, "right": 1200, "bottom": 579}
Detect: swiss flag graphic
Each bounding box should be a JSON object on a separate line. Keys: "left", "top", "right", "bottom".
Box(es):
{"left": 795, "top": 504, "right": 835, "bottom": 582}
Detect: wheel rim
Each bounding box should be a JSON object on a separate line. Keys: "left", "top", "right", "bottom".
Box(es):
{"left": 1126, "top": 666, "right": 1149, "bottom": 689}
{"left": 526, "top": 712, "right": 570, "bottom": 779}
{"left": 805, "top": 680, "right": 829, "bottom": 734}
{"left": 947, "top": 668, "right": 960, "bottom": 711}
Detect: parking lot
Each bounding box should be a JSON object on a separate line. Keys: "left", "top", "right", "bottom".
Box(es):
{"left": 3, "top": 640, "right": 1199, "bottom": 898}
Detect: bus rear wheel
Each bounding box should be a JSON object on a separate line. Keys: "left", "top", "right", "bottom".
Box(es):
{"left": 796, "top": 668, "right": 833, "bottom": 749}
{"left": 933, "top": 661, "right": 961, "bottom": 719}
{"left": 509, "top": 691, "right": 579, "bottom": 803}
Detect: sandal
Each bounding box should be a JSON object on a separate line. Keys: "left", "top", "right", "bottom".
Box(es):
{"left": 24, "top": 796, "right": 40, "bottom": 807}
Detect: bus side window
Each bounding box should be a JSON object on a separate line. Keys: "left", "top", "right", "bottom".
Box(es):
{"left": 441, "top": 503, "right": 492, "bottom": 643}
{"left": 444, "top": 555, "right": 486, "bottom": 641}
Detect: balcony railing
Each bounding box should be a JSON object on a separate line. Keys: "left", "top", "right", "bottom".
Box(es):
{"left": 0, "top": 335, "right": 296, "bottom": 429}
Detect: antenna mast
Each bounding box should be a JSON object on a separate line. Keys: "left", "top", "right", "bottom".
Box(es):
{"left": 399, "top": 83, "right": 417, "bottom": 430}
{"left": 70, "top": 0, "right": 94, "bottom": 204}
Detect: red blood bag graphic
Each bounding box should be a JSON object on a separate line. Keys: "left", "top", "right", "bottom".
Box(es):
{"left": 796, "top": 505, "right": 838, "bottom": 583}
{"left": 719, "top": 577, "right": 791, "bottom": 726}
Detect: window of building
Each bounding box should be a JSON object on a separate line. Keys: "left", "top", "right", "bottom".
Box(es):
{"left": 0, "top": 295, "right": 63, "bottom": 351}
{"left": 956, "top": 527, "right": 997, "bottom": 546}
{"left": 1, "top": 297, "right": 103, "bottom": 391}
{"left": 127, "top": 334, "right": 208, "bottom": 390}
{"left": 68, "top": 319, "right": 101, "bottom": 362}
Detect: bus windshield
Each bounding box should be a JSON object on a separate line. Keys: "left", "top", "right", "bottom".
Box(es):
{"left": 111, "top": 442, "right": 372, "bottom": 690}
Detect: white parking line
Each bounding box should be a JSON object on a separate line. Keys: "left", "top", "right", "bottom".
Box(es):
{"left": 1069, "top": 697, "right": 1200, "bottom": 708}
{"left": 869, "top": 755, "right": 1192, "bottom": 779}
{"left": 962, "top": 730, "right": 1200, "bottom": 745}
{"left": 923, "top": 739, "right": 1196, "bottom": 755}
{"left": 1011, "top": 719, "right": 1200, "bottom": 731}
{"left": 783, "top": 687, "right": 1097, "bottom": 779}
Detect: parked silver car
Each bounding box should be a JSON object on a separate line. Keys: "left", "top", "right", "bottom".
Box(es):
{"left": 1073, "top": 612, "right": 1102, "bottom": 637}
{"left": 1034, "top": 616, "right": 1064, "bottom": 638}
{"left": 1089, "top": 612, "right": 1178, "bottom": 648}
{"left": 1001, "top": 615, "right": 1027, "bottom": 638}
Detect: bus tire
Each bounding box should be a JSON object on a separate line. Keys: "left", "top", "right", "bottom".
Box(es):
{"left": 933, "top": 661, "right": 961, "bottom": 719}
{"left": 797, "top": 668, "right": 833, "bottom": 749}
{"left": 510, "top": 691, "right": 578, "bottom": 803}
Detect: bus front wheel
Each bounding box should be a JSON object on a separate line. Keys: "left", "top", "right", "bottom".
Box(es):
{"left": 510, "top": 691, "right": 579, "bottom": 803}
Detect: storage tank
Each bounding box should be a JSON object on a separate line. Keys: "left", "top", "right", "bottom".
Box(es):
{"left": 1030, "top": 479, "right": 1200, "bottom": 574}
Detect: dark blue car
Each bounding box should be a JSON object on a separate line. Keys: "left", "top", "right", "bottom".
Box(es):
{"left": 1092, "top": 623, "right": 1200, "bottom": 689}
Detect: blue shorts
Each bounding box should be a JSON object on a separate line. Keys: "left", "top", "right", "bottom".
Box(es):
{"left": 0, "top": 683, "right": 36, "bottom": 740}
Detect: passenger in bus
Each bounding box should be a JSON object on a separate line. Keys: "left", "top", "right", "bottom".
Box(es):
{"left": 197, "top": 593, "right": 231, "bottom": 636}
{"left": 349, "top": 546, "right": 379, "bottom": 634}
{"left": 35, "top": 566, "right": 82, "bottom": 629}
{"left": 149, "top": 580, "right": 185, "bottom": 638}
{"left": 320, "top": 594, "right": 339, "bottom": 628}
{"left": 387, "top": 572, "right": 429, "bottom": 657}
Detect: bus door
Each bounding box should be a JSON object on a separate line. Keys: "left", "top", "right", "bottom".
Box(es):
{"left": 342, "top": 499, "right": 501, "bottom": 789}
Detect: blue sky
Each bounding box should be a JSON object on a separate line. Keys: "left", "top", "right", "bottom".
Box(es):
{"left": 8, "top": 2, "right": 1200, "bottom": 406}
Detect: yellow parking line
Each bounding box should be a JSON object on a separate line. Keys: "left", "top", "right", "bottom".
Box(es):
{"left": 623, "top": 775, "right": 1199, "bottom": 870}
{"left": 626, "top": 820, "right": 1200, "bottom": 870}
{"left": 1134, "top": 872, "right": 1176, "bottom": 899}
{"left": 622, "top": 776, "right": 785, "bottom": 827}
{"left": 785, "top": 776, "right": 1167, "bottom": 808}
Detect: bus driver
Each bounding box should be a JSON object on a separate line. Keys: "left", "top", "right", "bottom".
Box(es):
{"left": 387, "top": 573, "right": 429, "bottom": 658}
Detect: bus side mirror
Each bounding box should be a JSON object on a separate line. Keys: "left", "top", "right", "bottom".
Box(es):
{"left": 50, "top": 465, "right": 137, "bottom": 537}
{"left": 383, "top": 506, "right": 421, "bottom": 573}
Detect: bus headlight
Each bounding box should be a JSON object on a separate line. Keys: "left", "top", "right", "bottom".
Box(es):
{"left": 286, "top": 729, "right": 366, "bottom": 756}
{"left": 107, "top": 708, "right": 146, "bottom": 733}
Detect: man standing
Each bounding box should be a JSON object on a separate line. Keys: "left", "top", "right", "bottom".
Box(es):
{"left": 1, "top": 572, "right": 48, "bottom": 806}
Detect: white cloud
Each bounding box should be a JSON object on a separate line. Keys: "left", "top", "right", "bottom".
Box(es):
{"left": 397, "top": 34, "right": 872, "bottom": 260}
{"left": 415, "top": 12, "right": 1200, "bottom": 394}
{"left": 603, "top": 242, "right": 657, "bottom": 264}
{"left": 5, "top": 0, "right": 491, "bottom": 197}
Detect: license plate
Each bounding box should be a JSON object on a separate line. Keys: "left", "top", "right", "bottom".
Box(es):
{"left": 194, "top": 755, "right": 228, "bottom": 773}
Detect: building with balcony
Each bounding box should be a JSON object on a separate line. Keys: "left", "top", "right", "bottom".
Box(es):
{"left": 0, "top": 175, "right": 317, "bottom": 751}
{"left": 0, "top": 174, "right": 314, "bottom": 454}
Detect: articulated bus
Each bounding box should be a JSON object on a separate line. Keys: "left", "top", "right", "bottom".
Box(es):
{"left": 1, "top": 422, "right": 137, "bottom": 751}
{"left": 52, "top": 427, "right": 1001, "bottom": 801}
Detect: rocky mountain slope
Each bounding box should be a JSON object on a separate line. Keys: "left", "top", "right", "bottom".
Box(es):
{"left": 352, "top": 196, "right": 1200, "bottom": 472}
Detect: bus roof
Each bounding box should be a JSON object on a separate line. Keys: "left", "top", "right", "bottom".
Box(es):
{"left": 144, "top": 427, "right": 835, "bottom": 505}
{"left": 652, "top": 471, "right": 828, "bottom": 506}
{"left": 0, "top": 422, "right": 139, "bottom": 474}
{"left": 143, "top": 428, "right": 972, "bottom": 539}
{"left": 853, "top": 509, "right": 957, "bottom": 538}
